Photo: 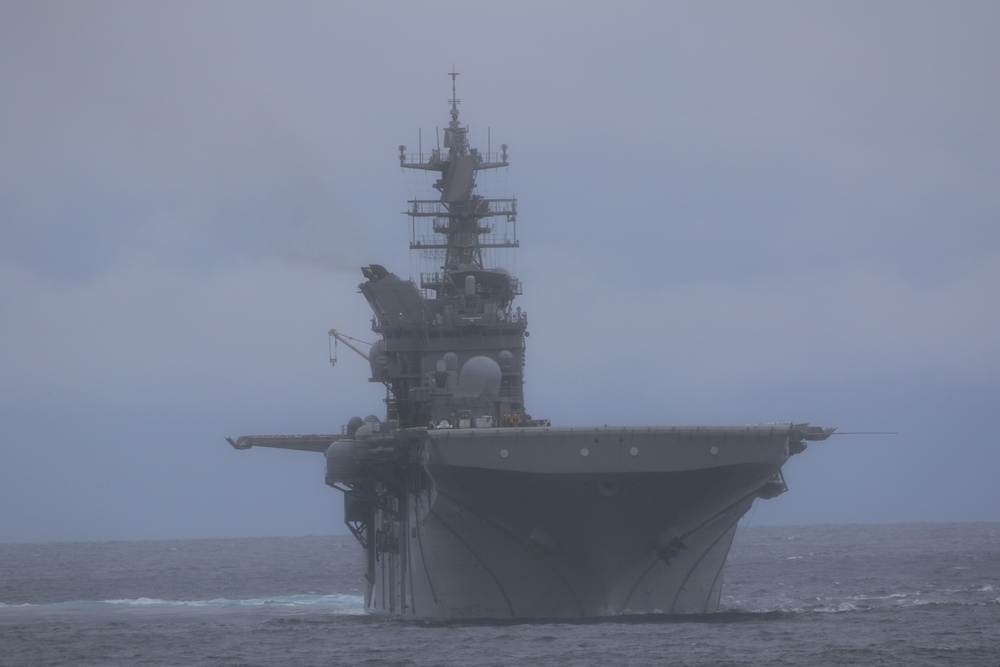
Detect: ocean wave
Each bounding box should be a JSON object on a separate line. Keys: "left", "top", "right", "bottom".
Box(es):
{"left": 849, "top": 592, "right": 908, "bottom": 601}
{"left": 0, "top": 593, "right": 366, "bottom": 614}
{"left": 720, "top": 592, "right": 1000, "bottom": 615}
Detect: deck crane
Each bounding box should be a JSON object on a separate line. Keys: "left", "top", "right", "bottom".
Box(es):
{"left": 328, "top": 328, "right": 370, "bottom": 367}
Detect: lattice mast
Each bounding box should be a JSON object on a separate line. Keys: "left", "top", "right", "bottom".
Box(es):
{"left": 399, "top": 71, "right": 518, "bottom": 304}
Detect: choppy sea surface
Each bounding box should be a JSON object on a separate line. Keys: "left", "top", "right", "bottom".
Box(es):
{"left": 2, "top": 523, "right": 998, "bottom": 666}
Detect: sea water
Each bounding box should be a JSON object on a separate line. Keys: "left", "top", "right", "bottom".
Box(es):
{"left": 2, "top": 524, "right": 998, "bottom": 666}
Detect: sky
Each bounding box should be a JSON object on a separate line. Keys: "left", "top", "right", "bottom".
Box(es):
{"left": 2, "top": 1, "right": 998, "bottom": 543}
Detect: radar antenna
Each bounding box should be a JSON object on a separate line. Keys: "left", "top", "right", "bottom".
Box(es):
{"left": 398, "top": 72, "right": 518, "bottom": 301}
{"left": 449, "top": 69, "right": 460, "bottom": 127}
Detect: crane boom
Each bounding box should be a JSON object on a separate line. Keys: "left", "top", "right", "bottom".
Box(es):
{"left": 328, "top": 328, "right": 370, "bottom": 366}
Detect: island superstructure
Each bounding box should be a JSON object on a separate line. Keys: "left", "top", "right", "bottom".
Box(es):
{"left": 227, "top": 73, "right": 833, "bottom": 619}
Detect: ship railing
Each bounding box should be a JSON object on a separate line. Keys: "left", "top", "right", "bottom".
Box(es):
{"left": 410, "top": 233, "right": 519, "bottom": 249}
{"left": 373, "top": 301, "right": 527, "bottom": 326}
{"left": 419, "top": 272, "right": 444, "bottom": 291}
{"left": 495, "top": 309, "right": 526, "bottom": 324}
{"left": 406, "top": 198, "right": 517, "bottom": 220}
{"left": 400, "top": 150, "right": 509, "bottom": 169}
{"left": 417, "top": 273, "right": 523, "bottom": 297}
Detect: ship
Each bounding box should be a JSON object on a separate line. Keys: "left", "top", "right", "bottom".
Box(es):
{"left": 227, "top": 73, "right": 834, "bottom": 619}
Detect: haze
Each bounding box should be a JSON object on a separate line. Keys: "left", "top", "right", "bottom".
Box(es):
{"left": 2, "top": 2, "right": 998, "bottom": 543}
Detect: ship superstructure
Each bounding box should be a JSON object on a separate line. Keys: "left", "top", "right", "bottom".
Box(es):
{"left": 360, "top": 71, "right": 531, "bottom": 433}
{"left": 228, "top": 74, "right": 833, "bottom": 619}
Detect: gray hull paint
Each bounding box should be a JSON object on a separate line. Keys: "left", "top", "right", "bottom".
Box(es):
{"left": 366, "top": 426, "right": 787, "bottom": 618}
{"left": 228, "top": 77, "right": 832, "bottom": 620}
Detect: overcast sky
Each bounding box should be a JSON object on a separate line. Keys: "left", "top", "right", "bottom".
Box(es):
{"left": 2, "top": 1, "right": 998, "bottom": 543}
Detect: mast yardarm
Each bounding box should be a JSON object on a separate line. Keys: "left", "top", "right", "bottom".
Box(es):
{"left": 399, "top": 71, "right": 516, "bottom": 302}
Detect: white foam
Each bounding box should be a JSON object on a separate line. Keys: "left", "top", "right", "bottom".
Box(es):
{"left": 0, "top": 594, "right": 366, "bottom": 614}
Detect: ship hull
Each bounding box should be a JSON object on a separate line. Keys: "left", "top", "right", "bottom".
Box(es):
{"left": 364, "top": 425, "right": 791, "bottom": 619}
{"left": 226, "top": 80, "right": 833, "bottom": 621}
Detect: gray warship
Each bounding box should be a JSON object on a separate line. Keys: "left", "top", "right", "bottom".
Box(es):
{"left": 228, "top": 73, "right": 834, "bottom": 619}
